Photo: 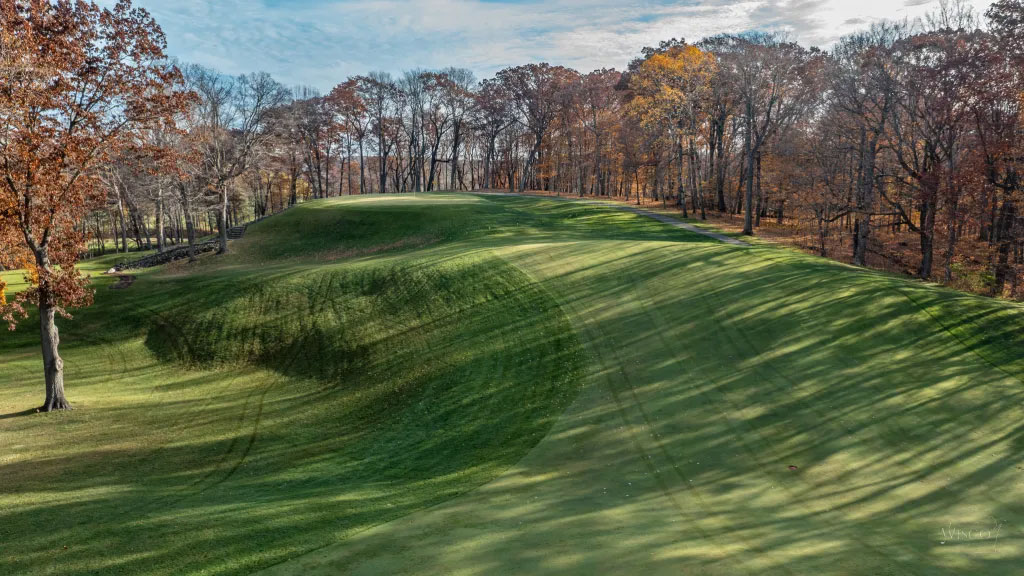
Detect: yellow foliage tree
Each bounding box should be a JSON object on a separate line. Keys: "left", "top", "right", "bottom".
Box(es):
{"left": 629, "top": 44, "right": 717, "bottom": 217}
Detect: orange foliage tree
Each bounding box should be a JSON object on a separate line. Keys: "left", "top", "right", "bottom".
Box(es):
{"left": 628, "top": 42, "right": 717, "bottom": 217}
{"left": 0, "top": 0, "right": 188, "bottom": 411}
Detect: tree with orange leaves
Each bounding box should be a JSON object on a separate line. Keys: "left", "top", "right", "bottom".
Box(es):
{"left": 629, "top": 42, "right": 717, "bottom": 218}
{"left": 0, "top": 0, "right": 189, "bottom": 412}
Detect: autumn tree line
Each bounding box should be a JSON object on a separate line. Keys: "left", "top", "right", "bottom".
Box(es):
{"left": 83, "top": 0, "right": 1024, "bottom": 299}
{"left": 1, "top": 0, "right": 1023, "bottom": 410}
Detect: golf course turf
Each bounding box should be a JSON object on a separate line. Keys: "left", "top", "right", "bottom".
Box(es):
{"left": 1, "top": 194, "right": 1022, "bottom": 575}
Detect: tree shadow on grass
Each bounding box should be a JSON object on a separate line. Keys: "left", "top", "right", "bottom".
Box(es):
{"left": 5, "top": 195, "right": 1023, "bottom": 575}
{"left": 0, "top": 250, "right": 586, "bottom": 576}
{"left": 0, "top": 408, "right": 39, "bottom": 420}
{"left": 265, "top": 238, "right": 1024, "bottom": 575}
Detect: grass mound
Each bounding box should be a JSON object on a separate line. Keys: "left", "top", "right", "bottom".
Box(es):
{"left": 234, "top": 193, "right": 711, "bottom": 263}
{"left": 0, "top": 197, "right": 583, "bottom": 575}
{"left": 235, "top": 196, "right": 482, "bottom": 261}
{"left": 147, "top": 257, "right": 537, "bottom": 379}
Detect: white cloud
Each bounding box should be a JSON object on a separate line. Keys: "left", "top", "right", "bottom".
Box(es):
{"left": 105, "top": 0, "right": 996, "bottom": 89}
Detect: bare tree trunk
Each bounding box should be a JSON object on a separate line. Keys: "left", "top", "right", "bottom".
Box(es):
{"left": 39, "top": 300, "right": 70, "bottom": 412}
{"left": 521, "top": 134, "right": 543, "bottom": 194}
{"left": 138, "top": 209, "right": 152, "bottom": 251}
{"left": 920, "top": 231, "right": 935, "bottom": 279}
{"left": 817, "top": 210, "right": 828, "bottom": 257}
{"left": 347, "top": 136, "right": 354, "bottom": 195}
{"left": 484, "top": 139, "right": 494, "bottom": 190}
{"left": 92, "top": 218, "right": 105, "bottom": 256}
{"left": 33, "top": 254, "right": 71, "bottom": 412}
{"left": 713, "top": 114, "right": 728, "bottom": 212}
{"left": 742, "top": 109, "right": 755, "bottom": 236}
{"left": 325, "top": 149, "right": 332, "bottom": 198}
{"left": 853, "top": 132, "right": 877, "bottom": 267}
{"left": 176, "top": 208, "right": 183, "bottom": 245}
{"left": 156, "top": 183, "right": 165, "bottom": 253}
{"left": 115, "top": 187, "right": 129, "bottom": 253}
{"left": 179, "top": 183, "right": 197, "bottom": 261}
{"left": 185, "top": 209, "right": 197, "bottom": 261}
{"left": 754, "top": 150, "right": 764, "bottom": 229}
{"left": 677, "top": 137, "right": 688, "bottom": 218}
{"left": 919, "top": 197, "right": 937, "bottom": 279}
{"left": 943, "top": 195, "right": 960, "bottom": 284}
{"left": 690, "top": 138, "right": 706, "bottom": 220}
{"left": 450, "top": 122, "right": 461, "bottom": 192}
{"left": 993, "top": 199, "right": 1016, "bottom": 295}
{"left": 359, "top": 140, "right": 366, "bottom": 195}
{"left": 378, "top": 131, "right": 388, "bottom": 194}
{"left": 427, "top": 135, "right": 444, "bottom": 192}
{"left": 218, "top": 184, "right": 229, "bottom": 254}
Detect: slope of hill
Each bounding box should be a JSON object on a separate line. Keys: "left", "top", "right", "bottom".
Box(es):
{"left": 2, "top": 194, "right": 1022, "bottom": 575}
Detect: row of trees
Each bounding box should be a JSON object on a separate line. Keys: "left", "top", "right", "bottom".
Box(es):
{"left": 3, "top": 0, "right": 1023, "bottom": 411}
{"left": 109, "top": 0, "right": 1018, "bottom": 294}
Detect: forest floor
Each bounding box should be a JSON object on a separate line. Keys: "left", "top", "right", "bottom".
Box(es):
{"left": 2, "top": 193, "right": 1023, "bottom": 575}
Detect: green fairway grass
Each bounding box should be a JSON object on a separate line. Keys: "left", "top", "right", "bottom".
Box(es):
{"left": 1, "top": 268, "right": 30, "bottom": 296}
{"left": 2, "top": 194, "right": 1023, "bottom": 575}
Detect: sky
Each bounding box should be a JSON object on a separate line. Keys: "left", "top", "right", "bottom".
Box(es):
{"left": 100, "top": 0, "right": 997, "bottom": 91}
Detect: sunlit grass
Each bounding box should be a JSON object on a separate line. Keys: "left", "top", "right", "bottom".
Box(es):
{"left": 1, "top": 268, "right": 30, "bottom": 296}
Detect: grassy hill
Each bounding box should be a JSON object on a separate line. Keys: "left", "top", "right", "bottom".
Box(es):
{"left": 2, "top": 194, "right": 1023, "bottom": 575}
